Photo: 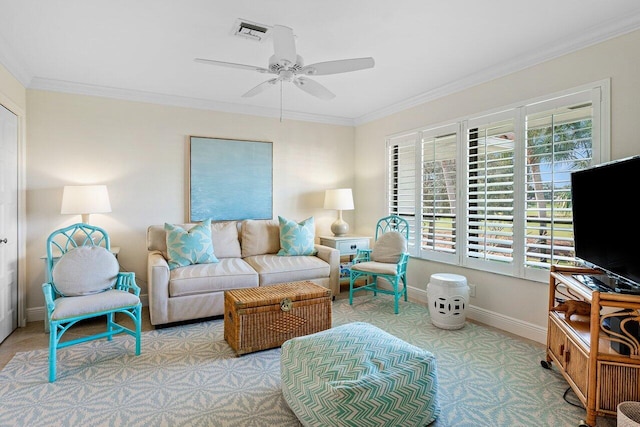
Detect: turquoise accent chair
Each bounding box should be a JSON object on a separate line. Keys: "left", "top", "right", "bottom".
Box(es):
{"left": 349, "top": 215, "right": 410, "bottom": 314}
{"left": 42, "top": 223, "right": 142, "bottom": 382}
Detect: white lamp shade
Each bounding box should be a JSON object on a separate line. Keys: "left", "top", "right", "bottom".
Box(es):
{"left": 324, "top": 188, "right": 354, "bottom": 210}
{"left": 61, "top": 185, "right": 112, "bottom": 215}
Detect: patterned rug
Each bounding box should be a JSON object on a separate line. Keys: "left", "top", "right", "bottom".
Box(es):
{"left": 0, "top": 296, "right": 614, "bottom": 426}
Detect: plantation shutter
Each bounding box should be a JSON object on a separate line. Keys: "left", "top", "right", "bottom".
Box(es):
{"left": 465, "top": 114, "right": 516, "bottom": 271}
{"left": 387, "top": 132, "right": 417, "bottom": 253}
{"left": 523, "top": 93, "right": 594, "bottom": 272}
{"left": 420, "top": 125, "right": 459, "bottom": 261}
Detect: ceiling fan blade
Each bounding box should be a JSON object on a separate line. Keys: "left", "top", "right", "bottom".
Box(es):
{"left": 301, "top": 57, "right": 375, "bottom": 76}
{"left": 242, "top": 78, "right": 279, "bottom": 97}
{"left": 293, "top": 77, "right": 335, "bottom": 100}
{"left": 194, "top": 58, "right": 270, "bottom": 73}
{"left": 272, "top": 25, "right": 297, "bottom": 65}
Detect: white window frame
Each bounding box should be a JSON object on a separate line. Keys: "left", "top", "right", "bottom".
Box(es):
{"left": 385, "top": 79, "right": 610, "bottom": 283}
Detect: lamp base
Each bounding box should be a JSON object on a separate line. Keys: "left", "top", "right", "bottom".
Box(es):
{"left": 331, "top": 218, "right": 349, "bottom": 236}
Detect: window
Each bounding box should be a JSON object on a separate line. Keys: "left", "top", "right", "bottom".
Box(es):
{"left": 387, "top": 131, "right": 417, "bottom": 252}
{"left": 420, "top": 125, "right": 459, "bottom": 263}
{"left": 524, "top": 102, "right": 593, "bottom": 271}
{"left": 465, "top": 115, "right": 516, "bottom": 270}
{"left": 386, "top": 81, "right": 608, "bottom": 282}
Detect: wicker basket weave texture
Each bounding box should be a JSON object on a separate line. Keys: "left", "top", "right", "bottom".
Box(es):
{"left": 224, "top": 281, "right": 332, "bottom": 355}
{"left": 619, "top": 401, "right": 640, "bottom": 427}
{"left": 228, "top": 281, "right": 330, "bottom": 308}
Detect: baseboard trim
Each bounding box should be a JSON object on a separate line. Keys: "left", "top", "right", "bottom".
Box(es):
{"left": 409, "top": 286, "right": 547, "bottom": 345}
{"left": 26, "top": 306, "right": 45, "bottom": 323}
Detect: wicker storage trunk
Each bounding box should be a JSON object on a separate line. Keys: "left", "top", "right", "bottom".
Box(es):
{"left": 224, "top": 281, "right": 332, "bottom": 355}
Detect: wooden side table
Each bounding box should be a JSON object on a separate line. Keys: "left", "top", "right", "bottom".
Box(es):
{"left": 319, "top": 236, "right": 370, "bottom": 292}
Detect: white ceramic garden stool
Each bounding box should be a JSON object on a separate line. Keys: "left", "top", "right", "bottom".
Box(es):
{"left": 427, "top": 273, "right": 469, "bottom": 330}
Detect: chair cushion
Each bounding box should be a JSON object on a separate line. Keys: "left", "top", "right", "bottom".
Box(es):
{"left": 51, "top": 289, "right": 140, "bottom": 320}
{"left": 52, "top": 246, "right": 119, "bottom": 296}
{"left": 277, "top": 216, "right": 317, "bottom": 256}
{"left": 351, "top": 261, "right": 399, "bottom": 275}
{"left": 165, "top": 219, "right": 219, "bottom": 270}
{"left": 371, "top": 231, "right": 407, "bottom": 263}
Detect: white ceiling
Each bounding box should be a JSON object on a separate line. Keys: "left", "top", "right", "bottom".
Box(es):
{"left": 1, "top": 0, "right": 640, "bottom": 125}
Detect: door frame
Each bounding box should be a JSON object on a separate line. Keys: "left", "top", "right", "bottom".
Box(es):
{"left": 0, "top": 91, "right": 27, "bottom": 328}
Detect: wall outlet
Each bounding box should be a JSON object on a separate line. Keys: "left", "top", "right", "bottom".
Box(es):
{"left": 468, "top": 283, "right": 476, "bottom": 297}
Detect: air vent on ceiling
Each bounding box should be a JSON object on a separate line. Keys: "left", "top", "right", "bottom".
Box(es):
{"left": 232, "top": 19, "right": 271, "bottom": 42}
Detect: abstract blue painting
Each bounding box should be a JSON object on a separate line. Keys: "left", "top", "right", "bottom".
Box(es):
{"left": 189, "top": 137, "right": 273, "bottom": 221}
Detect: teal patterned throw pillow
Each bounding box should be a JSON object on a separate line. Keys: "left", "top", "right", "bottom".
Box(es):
{"left": 165, "top": 219, "right": 219, "bottom": 270}
{"left": 277, "top": 216, "right": 317, "bottom": 256}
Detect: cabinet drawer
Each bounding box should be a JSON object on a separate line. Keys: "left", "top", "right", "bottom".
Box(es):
{"left": 547, "top": 316, "right": 567, "bottom": 369}
{"left": 319, "top": 237, "right": 370, "bottom": 256}
{"left": 335, "top": 239, "right": 369, "bottom": 255}
{"left": 565, "top": 336, "right": 589, "bottom": 401}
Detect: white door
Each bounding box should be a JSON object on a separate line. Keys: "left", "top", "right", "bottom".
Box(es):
{"left": 0, "top": 103, "right": 18, "bottom": 343}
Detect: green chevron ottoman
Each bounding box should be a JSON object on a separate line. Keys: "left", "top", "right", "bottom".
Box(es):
{"left": 280, "top": 322, "right": 440, "bottom": 426}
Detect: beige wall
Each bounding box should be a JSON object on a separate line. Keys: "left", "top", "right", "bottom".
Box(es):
{"left": 25, "top": 90, "right": 354, "bottom": 314}
{"left": 354, "top": 29, "right": 640, "bottom": 340}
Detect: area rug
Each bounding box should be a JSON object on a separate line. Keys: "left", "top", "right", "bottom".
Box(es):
{"left": 0, "top": 296, "right": 613, "bottom": 426}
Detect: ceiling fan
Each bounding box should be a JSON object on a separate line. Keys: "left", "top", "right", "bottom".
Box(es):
{"left": 194, "top": 25, "right": 374, "bottom": 100}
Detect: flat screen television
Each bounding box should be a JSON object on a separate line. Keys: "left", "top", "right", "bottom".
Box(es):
{"left": 570, "top": 155, "right": 640, "bottom": 294}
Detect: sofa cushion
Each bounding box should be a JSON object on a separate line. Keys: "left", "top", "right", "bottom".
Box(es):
{"left": 165, "top": 219, "right": 219, "bottom": 270}
{"left": 241, "top": 219, "right": 280, "bottom": 257}
{"left": 244, "top": 254, "right": 330, "bottom": 286}
{"left": 169, "top": 258, "right": 258, "bottom": 297}
{"left": 210, "top": 221, "right": 241, "bottom": 259}
{"left": 277, "top": 216, "right": 317, "bottom": 256}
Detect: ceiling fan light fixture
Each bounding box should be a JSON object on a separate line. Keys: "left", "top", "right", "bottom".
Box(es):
{"left": 197, "top": 24, "right": 375, "bottom": 102}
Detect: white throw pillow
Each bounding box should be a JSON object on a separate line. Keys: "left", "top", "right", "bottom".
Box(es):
{"left": 52, "top": 246, "right": 119, "bottom": 296}
{"left": 371, "top": 232, "right": 407, "bottom": 263}
{"left": 210, "top": 221, "right": 241, "bottom": 258}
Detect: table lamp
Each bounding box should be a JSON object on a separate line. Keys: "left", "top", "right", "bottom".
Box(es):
{"left": 324, "top": 188, "right": 354, "bottom": 236}
{"left": 60, "top": 185, "right": 112, "bottom": 224}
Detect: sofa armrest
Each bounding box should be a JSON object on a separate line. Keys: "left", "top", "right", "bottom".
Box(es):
{"left": 314, "top": 244, "right": 340, "bottom": 298}
{"left": 147, "top": 250, "right": 170, "bottom": 326}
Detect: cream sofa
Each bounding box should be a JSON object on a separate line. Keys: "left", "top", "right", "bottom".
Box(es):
{"left": 147, "top": 219, "right": 340, "bottom": 326}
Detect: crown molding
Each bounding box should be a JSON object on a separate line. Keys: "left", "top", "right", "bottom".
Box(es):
{"left": 353, "top": 10, "right": 640, "bottom": 126}
{"left": 28, "top": 77, "right": 355, "bottom": 127}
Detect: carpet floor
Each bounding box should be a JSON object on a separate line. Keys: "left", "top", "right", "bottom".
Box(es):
{"left": 0, "top": 296, "right": 615, "bottom": 426}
